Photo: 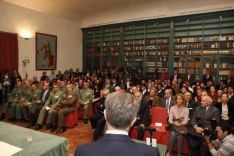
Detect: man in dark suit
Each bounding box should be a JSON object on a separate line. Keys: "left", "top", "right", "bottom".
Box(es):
{"left": 202, "top": 70, "right": 213, "bottom": 85}
{"left": 75, "top": 91, "right": 159, "bottom": 156}
{"left": 184, "top": 91, "right": 198, "bottom": 121}
{"left": 90, "top": 89, "right": 109, "bottom": 141}
{"left": 183, "top": 70, "right": 195, "bottom": 84}
{"left": 160, "top": 89, "right": 175, "bottom": 112}
{"left": 189, "top": 95, "right": 220, "bottom": 156}
{"left": 140, "top": 83, "right": 149, "bottom": 97}
{"left": 170, "top": 69, "right": 182, "bottom": 82}
{"left": 133, "top": 91, "right": 150, "bottom": 140}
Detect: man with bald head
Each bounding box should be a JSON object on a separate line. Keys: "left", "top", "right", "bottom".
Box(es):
{"left": 189, "top": 95, "right": 220, "bottom": 156}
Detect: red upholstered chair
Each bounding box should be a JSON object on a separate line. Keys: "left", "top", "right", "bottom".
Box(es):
{"left": 130, "top": 107, "right": 168, "bottom": 140}
{"left": 151, "top": 107, "right": 168, "bottom": 125}
{"left": 65, "top": 98, "right": 78, "bottom": 128}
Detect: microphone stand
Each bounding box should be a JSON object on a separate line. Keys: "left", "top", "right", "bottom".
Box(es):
{"left": 149, "top": 128, "right": 153, "bottom": 147}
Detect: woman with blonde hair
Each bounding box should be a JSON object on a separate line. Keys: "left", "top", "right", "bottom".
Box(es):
{"left": 166, "top": 93, "right": 189, "bottom": 156}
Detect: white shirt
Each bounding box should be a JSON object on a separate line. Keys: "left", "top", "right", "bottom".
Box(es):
{"left": 166, "top": 97, "right": 171, "bottom": 108}
{"left": 106, "top": 130, "right": 128, "bottom": 136}
{"left": 221, "top": 104, "right": 228, "bottom": 119}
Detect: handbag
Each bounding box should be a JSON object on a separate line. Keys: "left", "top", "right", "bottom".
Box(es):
{"left": 172, "top": 125, "right": 188, "bottom": 135}
{"left": 171, "top": 118, "right": 188, "bottom": 135}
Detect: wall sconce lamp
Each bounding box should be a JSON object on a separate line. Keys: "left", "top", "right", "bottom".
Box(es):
{"left": 22, "top": 59, "right": 30, "bottom": 66}
{"left": 20, "top": 31, "right": 32, "bottom": 39}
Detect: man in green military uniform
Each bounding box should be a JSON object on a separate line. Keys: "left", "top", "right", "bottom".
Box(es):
{"left": 20, "top": 79, "right": 32, "bottom": 121}
{"left": 78, "top": 82, "right": 93, "bottom": 124}
{"left": 35, "top": 83, "right": 64, "bottom": 130}
{"left": 24, "top": 82, "right": 42, "bottom": 127}
{"left": 53, "top": 83, "right": 76, "bottom": 134}
{"left": 0, "top": 80, "right": 23, "bottom": 121}
{"left": 73, "top": 80, "right": 80, "bottom": 97}
{"left": 59, "top": 79, "right": 67, "bottom": 93}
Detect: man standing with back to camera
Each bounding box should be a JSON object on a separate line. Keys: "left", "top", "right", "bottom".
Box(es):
{"left": 74, "top": 91, "right": 159, "bottom": 156}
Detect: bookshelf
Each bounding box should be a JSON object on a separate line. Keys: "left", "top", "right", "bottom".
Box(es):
{"left": 83, "top": 10, "right": 234, "bottom": 82}
{"left": 145, "top": 22, "right": 170, "bottom": 79}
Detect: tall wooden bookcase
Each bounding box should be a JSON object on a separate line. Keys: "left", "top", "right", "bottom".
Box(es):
{"left": 82, "top": 10, "right": 234, "bottom": 82}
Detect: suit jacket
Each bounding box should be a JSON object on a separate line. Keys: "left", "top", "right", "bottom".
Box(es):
{"left": 40, "top": 89, "right": 50, "bottom": 104}
{"left": 157, "top": 89, "right": 164, "bottom": 98}
{"left": 183, "top": 74, "right": 195, "bottom": 84}
{"left": 160, "top": 97, "right": 175, "bottom": 109}
{"left": 202, "top": 75, "right": 213, "bottom": 84}
{"left": 186, "top": 100, "right": 198, "bottom": 120}
{"left": 74, "top": 134, "right": 158, "bottom": 156}
{"left": 191, "top": 105, "right": 220, "bottom": 129}
{"left": 137, "top": 100, "right": 150, "bottom": 126}
{"left": 170, "top": 74, "right": 182, "bottom": 81}
{"left": 215, "top": 102, "right": 233, "bottom": 124}
{"left": 140, "top": 89, "right": 149, "bottom": 97}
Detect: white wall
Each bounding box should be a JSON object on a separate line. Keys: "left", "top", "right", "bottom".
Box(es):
{"left": 81, "top": 0, "right": 234, "bottom": 27}
{"left": 0, "top": 1, "right": 82, "bottom": 79}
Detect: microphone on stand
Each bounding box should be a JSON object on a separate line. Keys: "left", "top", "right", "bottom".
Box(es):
{"left": 143, "top": 127, "right": 157, "bottom": 132}
{"left": 143, "top": 127, "right": 157, "bottom": 147}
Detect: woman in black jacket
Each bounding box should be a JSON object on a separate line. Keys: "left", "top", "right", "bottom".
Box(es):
{"left": 215, "top": 93, "right": 233, "bottom": 126}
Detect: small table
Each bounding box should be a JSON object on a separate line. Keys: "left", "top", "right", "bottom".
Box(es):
{"left": 0, "top": 122, "right": 68, "bottom": 156}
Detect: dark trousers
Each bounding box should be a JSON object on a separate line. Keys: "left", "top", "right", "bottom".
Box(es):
{"left": 29, "top": 103, "right": 43, "bottom": 125}
{"left": 57, "top": 108, "right": 73, "bottom": 128}
{"left": 90, "top": 112, "right": 105, "bottom": 141}
{"left": 2, "top": 85, "right": 11, "bottom": 103}
{"left": 137, "top": 125, "right": 144, "bottom": 140}
{"left": 168, "top": 131, "right": 184, "bottom": 155}
{"left": 188, "top": 134, "right": 211, "bottom": 156}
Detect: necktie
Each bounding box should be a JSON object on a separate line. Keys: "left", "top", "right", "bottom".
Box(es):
{"left": 166, "top": 99, "right": 169, "bottom": 109}
{"left": 42, "top": 90, "right": 47, "bottom": 102}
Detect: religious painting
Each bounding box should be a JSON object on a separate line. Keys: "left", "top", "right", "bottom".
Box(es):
{"left": 36, "top": 33, "right": 57, "bottom": 70}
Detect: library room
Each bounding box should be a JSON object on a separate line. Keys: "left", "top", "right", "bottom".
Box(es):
{"left": 0, "top": 0, "right": 234, "bottom": 156}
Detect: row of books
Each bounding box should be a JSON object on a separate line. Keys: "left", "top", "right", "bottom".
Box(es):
{"left": 174, "top": 37, "right": 202, "bottom": 43}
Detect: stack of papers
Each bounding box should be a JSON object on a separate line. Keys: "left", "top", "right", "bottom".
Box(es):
{"left": 0, "top": 141, "right": 22, "bottom": 156}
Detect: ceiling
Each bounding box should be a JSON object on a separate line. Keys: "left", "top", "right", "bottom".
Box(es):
{"left": 3, "top": 0, "right": 156, "bottom": 22}
{"left": 3, "top": 0, "right": 234, "bottom": 24}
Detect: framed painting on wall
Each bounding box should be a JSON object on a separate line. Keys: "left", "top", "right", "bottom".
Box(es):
{"left": 36, "top": 32, "right": 57, "bottom": 70}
